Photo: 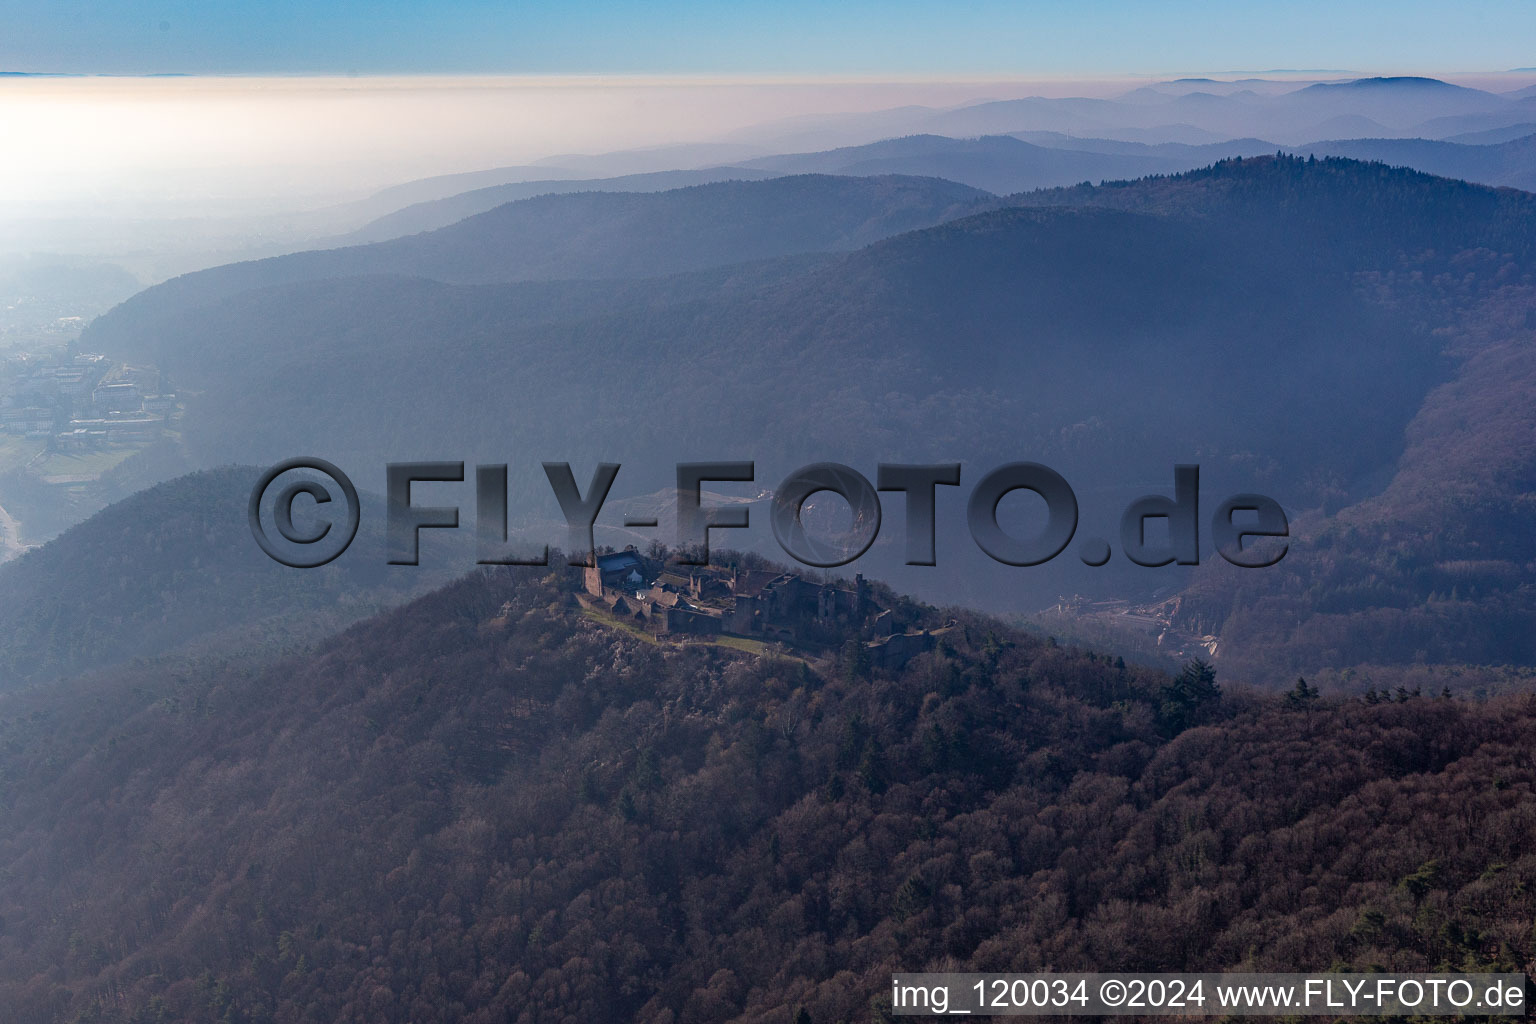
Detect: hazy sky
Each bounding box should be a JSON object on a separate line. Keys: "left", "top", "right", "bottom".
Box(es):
{"left": 0, "top": 75, "right": 1133, "bottom": 209}
{"left": 3, "top": 2, "right": 1534, "bottom": 226}
{"left": 4, "top": 0, "right": 1533, "bottom": 76}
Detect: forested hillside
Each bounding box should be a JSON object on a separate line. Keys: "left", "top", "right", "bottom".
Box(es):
{"left": 1293, "top": 132, "right": 1536, "bottom": 192}
{"left": 1009, "top": 158, "right": 1536, "bottom": 682}
{"left": 0, "top": 563, "right": 1532, "bottom": 1022}
{"left": 0, "top": 468, "right": 443, "bottom": 691}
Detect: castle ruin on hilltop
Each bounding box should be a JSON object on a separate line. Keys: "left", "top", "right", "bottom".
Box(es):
{"left": 575, "top": 548, "right": 953, "bottom": 670}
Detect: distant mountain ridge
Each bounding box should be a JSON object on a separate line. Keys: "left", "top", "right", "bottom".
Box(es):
{"left": 314, "top": 74, "right": 1536, "bottom": 251}
{"left": 718, "top": 76, "right": 1536, "bottom": 152}
{"left": 334, "top": 124, "right": 1536, "bottom": 249}
{"left": 89, "top": 174, "right": 993, "bottom": 366}
{"left": 739, "top": 134, "right": 1209, "bottom": 194}
{"left": 737, "top": 130, "right": 1536, "bottom": 200}
{"left": 343, "top": 167, "right": 778, "bottom": 244}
